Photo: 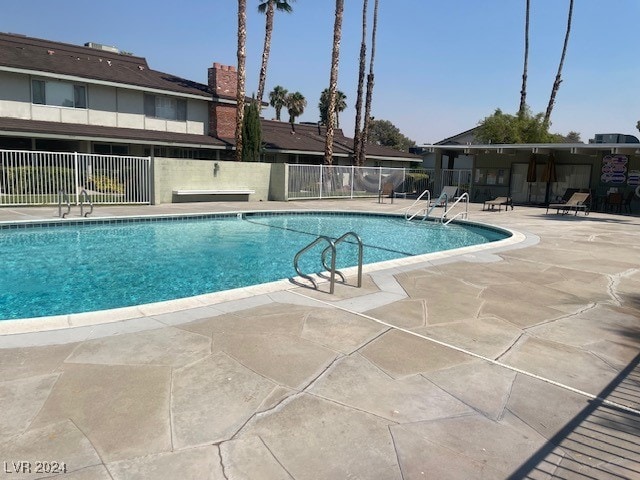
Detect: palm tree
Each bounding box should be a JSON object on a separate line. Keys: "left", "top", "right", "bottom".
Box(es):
{"left": 353, "top": 0, "right": 369, "bottom": 165}
{"left": 544, "top": 0, "right": 574, "bottom": 127}
{"left": 235, "top": 0, "right": 247, "bottom": 162}
{"left": 324, "top": 0, "right": 344, "bottom": 165}
{"left": 518, "top": 0, "right": 530, "bottom": 117}
{"left": 269, "top": 85, "right": 288, "bottom": 120}
{"left": 285, "top": 91, "right": 306, "bottom": 128}
{"left": 319, "top": 88, "right": 347, "bottom": 128}
{"left": 256, "top": 1, "right": 295, "bottom": 107}
{"left": 359, "top": 0, "right": 378, "bottom": 166}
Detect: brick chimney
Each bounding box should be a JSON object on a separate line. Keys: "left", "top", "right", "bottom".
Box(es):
{"left": 208, "top": 63, "right": 238, "bottom": 139}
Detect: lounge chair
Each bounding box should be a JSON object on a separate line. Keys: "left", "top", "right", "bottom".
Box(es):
{"left": 483, "top": 196, "right": 513, "bottom": 212}
{"left": 546, "top": 192, "right": 590, "bottom": 216}
{"left": 378, "top": 182, "right": 395, "bottom": 204}
{"left": 430, "top": 185, "right": 458, "bottom": 207}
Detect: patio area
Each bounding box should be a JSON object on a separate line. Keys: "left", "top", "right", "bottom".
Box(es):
{"left": 0, "top": 199, "right": 639, "bottom": 479}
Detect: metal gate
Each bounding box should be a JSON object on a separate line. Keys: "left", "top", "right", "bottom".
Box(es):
{"left": 0, "top": 150, "right": 151, "bottom": 206}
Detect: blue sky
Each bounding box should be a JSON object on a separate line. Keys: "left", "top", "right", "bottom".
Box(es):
{"left": 3, "top": 1, "right": 639, "bottom": 144}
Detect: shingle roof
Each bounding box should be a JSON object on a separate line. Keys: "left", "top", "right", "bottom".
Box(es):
{"left": 0, "top": 32, "right": 215, "bottom": 99}
{"left": 260, "top": 120, "right": 420, "bottom": 161}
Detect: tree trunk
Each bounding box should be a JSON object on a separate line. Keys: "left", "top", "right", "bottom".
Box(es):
{"left": 235, "top": 0, "right": 247, "bottom": 162}
{"left": 353, "top": 0, "right": 368, "bottom": 166}
{"left": 360, "top": 0, "right": 378, "bottom": 167}
{"left": 324, "top": 0, "right": 344, "bottom": 166}
{"left": 544, "top": 0, "right": 573, "bottom": 127}
{"left": 518, "top": 0, "right": 530, "bottom": 117}
{"left": 256, "top": 1, "right": 274, "bottom": 108}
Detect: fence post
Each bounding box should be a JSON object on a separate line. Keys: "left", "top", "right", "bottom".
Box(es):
{"left": 319, "top": 164, "right": 323, "bottom": 199}
{"left": 74, "top": 152, "right": 80, "bottom": 205}
{"left": 350, "top": 165, "right": 355, "bottom": 199}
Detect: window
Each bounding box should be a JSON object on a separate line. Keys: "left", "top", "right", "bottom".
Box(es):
{"left": 93, "top": 143, "right": 129, "bottom": 155}
{"left": 144, "top": 94, "right": 187, "bottom": 121}
{"left": 32, "top": 79, "right": 86, "bottom": 108}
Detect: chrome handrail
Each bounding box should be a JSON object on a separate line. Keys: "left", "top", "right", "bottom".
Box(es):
{"left": 57, "top": 190, "right": 71, "bottom": 218}
{"left": 442, "top": 192, "right": 469, "bottom": 224}
{"left": 320, "top": 231, "right": 363, "bottom": 288}
{"left": 405, "top": 189, "right": 431, "bottom": 221}
{"left": 79, "top": 189, "right": 94, "bottom": 217}
{"left": 292, "top": 236, "right": 337, "bottom": 293}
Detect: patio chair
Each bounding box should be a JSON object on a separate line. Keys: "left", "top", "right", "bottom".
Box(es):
{"left": 378, "top": 182, "right": 395, "bottom": 204}
{"left": 430, "top": 185, "right": 458, "bottom": 207}
{"left": 546, "top": 192, "right": 590, "bottom": 216}
{"left": 483, "top": 196, "right": 513, "bottom": 212}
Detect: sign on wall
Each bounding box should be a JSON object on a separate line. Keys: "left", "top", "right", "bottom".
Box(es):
{"left": 600, "top": 154, "right": 627, "bottom": 184}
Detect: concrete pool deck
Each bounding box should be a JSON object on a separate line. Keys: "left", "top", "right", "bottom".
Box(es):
{"left": 0, "top": 199, "right": 639, "bottom": 479}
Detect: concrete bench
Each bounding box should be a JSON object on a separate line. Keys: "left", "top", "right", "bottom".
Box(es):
{"left": 173, "top": 189, "right": 255, "bottom": 196}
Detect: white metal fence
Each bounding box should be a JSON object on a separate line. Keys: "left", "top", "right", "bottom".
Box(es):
{"left": 440, "top": 169, "right": 472, "bottom": 196}
{"left": 287, "top": 164, "right": 434, "bottom": 200}
{"left": 0, "top": 150, "right": 151, "bottom": 206}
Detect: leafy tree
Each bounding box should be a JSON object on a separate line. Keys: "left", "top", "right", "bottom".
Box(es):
{"left": 636, "top": 120, "right": 640, "bottom": 133}
{"left": 319, "top": 88, "right": 347, "bottom": 127}
{"left": 235, "top": 0, "right": 247, "bottom": 162}
{"left": 560, "top": 131, "right": 582, "bottom": 143}
{"left": 476, "top": 108, "right": 556, "bottom": 144}
{"left": 544, "top": 0, "right": 574, "bottom": 126}
{"left": 269, "top": 85, "right": 288, "bottom": 120}
{"left": 242, "top": 101, "right": 262, "bottom": 161}
{"left": 366, "top": 119, "right": 415, "bottom": 152}
{"left": 324, "top": 0, "right": 344, "bottom": 165}
{"left": 285, "top": 91, "right": 306, "bottom": 126}
{"left": 256, "top": 1, "right": 295, "bottom": 107}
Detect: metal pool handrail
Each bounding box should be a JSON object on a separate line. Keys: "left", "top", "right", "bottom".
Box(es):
{"left": 293, "top": 232, "right": 364, "bottom": 294}
{"left": 293, "top": 235, "right": 337, "bottom": 293}
{"left": 79, "top": 189, "right": 94, "bottom": 217}
{"left": 320, "top": 231, "right": 363, "bottom": 288}
{"left": 405, "top": 190, "right": 431, "bottom": 221}
{"left": 57, "top": 190, "right": 71, "bottom": 218}
{"left": 442, "top": 192, "right": 469, "bottom": 224}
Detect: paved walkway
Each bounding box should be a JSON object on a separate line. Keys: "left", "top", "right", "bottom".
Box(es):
{"left": 0, "top": 200, "right": 639, "bottom": 479}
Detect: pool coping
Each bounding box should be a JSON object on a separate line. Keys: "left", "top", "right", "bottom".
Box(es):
{"left": 0, "top": 209, "right": 533, "bottom": 337}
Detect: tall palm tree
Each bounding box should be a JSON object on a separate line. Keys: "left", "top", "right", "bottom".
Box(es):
{"left": 256, "top": 0, "right": 295, "bottom": 107}
{"left": 353, "top": 0, "right": 369, "bottom": 165}
{"left": 269, "top": 85, "right": 288, "bottom": 120}
{"left": 544, "top": 0, "right": 574, "bottom": 127}
{"left": 319, "top": 88, "right": 347, "bottom": 128}
{"left": 235, "top": 0, "right": 247, "bottom": 162}
{"left": 324, "top": 0, "right": 344, "bottom": 165}
{"left": 286, "top": 91, "right": 306, "bottom": 127}
{"left": 518, "top": 0, "right": 530, "bottom": 117}
{"left": 359, "top": 0, "right": 378, "bottom": 166}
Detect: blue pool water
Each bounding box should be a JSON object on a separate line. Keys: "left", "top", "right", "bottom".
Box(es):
{"left": 0, "top": 212, "right": 509, "bottom": 320}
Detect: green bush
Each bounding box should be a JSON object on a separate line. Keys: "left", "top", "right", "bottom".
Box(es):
{"left": 90, "top": 174, "right": 125, "bottom": 194}
{"left": 0, "top": 166, "right": 74, "bottom": 195}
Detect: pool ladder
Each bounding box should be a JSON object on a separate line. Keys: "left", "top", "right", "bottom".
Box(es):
{"left": 57, "top": 190, "right": 94, "bottom": 218}
{"left": 292, "top": 232, "right": 363, "bottom": 294}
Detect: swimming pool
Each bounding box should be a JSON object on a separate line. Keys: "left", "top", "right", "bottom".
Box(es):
{"left": 0, "top": 212, "right": 510, "bottom": 320}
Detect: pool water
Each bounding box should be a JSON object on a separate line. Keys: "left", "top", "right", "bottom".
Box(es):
{"left": 0, "top": 212, "right": 508, "bottom": 320}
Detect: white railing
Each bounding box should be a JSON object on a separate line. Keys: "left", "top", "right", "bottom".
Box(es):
{"left": 442, "top": 192, "right": 469, "bottom": 224}
{"left": 0, "top": 150, "right": 151, "bottom": 206}
{"left": 440, "top": 169, "right": 472, "bottom": 196}
{"left": 287, "top": 164, "right": 433, "bottom": 200}
{"left": 404, "top": 189, "right": 431, "bottom": 221}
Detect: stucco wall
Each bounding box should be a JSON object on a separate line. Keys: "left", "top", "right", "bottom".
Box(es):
{"left": 152, "top": 158, "right": 273, "bottom": 204}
